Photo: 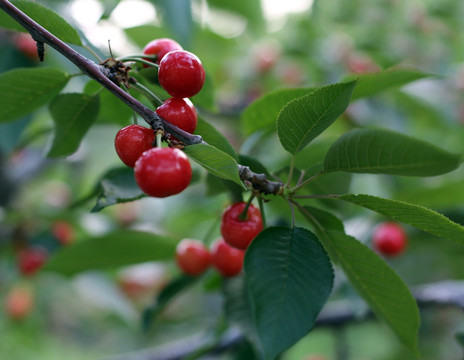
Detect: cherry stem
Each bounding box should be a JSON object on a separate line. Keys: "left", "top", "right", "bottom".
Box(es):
{"left": 155, "top": 132, "right": 163, "bottom": 148}
{"left": 289, "top": 170, "right": 325, "bottom": 194}
{"left": 257, "top": 196, "right": 267, "bottom": 228}
{"left": 131, "top": 82, "right": 163, "bottom": 107}
{"left": 238, "top": 194, "right": 255, "bottom": 221}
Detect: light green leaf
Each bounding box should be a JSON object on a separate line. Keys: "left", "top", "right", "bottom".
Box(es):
{"left": 91, "top": 167, "right": 144, "bottom": 213}
{"left": 0, "top": 0, "right": 82, "bottom": 45}
{"left": 245, "top": 226, "right": 333, "bottom": 360}
{"left": 0, "top": 68, "right": 69, "bottom": 123}
{"left": 183, "top": 144, "right": 243, "bottom": 188}
{"left": 339, "top": 194, "right": 464, "bottom": 244}
{"left": 44, "top": 230, "right": 176, "bottom": 276}
{"left": 241, "top": 88, "right": 316, "bottom": 135}
{"left": 48, "top": 93, "right": 99, "bottom": 157}
{"left": 277, "top": 81, "right": 356, "bottom": 154}
{"left": 324, "top": 230, "right": 420, "bottom": 354}
{"left": 349, "top": 68, "right": 432, "bottom": 101}
{"left": 195, "top": 117, "right": 237, "bottom": 160}
{"left": 324, "top": 128, "right": 462, "bottom": 176}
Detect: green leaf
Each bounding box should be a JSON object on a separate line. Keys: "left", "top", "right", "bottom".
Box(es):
{"left": 324, "top": 230, "right": 420, "bottom": 354}
{"left": 47, "top": 93, "right": 99, "bottom": 157}
{"left": 183, "top": 144, "right": 244, "bottom": 188}
{"left": 0, "top": 68, "right": 69, "bottom": 123}
{"left": 303, "top": 206, "right": 345, "bottom": 232}
{"left": 0, "top": 0, "right": 82, "bottom": 45}
{"left": 277, "top": 81, "right": 356, "bottom": 154}
{"left": 143, "top": 275, "right": 198, "bottom": 330}
{"left": 91, "top": 167, "right": 144, "bottom": 212}
{"left": 241, "top": 88, "right": 316, "bottom": 135}
{"left": 349, "top": 68, "right": 431, "bottom": 101}
{"left": 84, "top": 81, "right": 133, "bottom": 126}
{"left": 323, "top": 128, "right": 462, "bottom": 176}
{"left": 339, "top": 194, "right": 464, "bottom": 245}
{"left": 195, "top": 117, "right": 237, "bottom": 160}
{"left": 238, "top": 154, "right": 270, "bottom": 176}
{"left": 44, "top": 230, "right": 176, "bottom": 276}
{"left": 245, "top": 226, "right": 333, "bottom": 360}
{"left": 158, "top": 0, "right": 193, "bottom": 47}
{"left": 223, "top": 276, "right": 259, "bottom": 346}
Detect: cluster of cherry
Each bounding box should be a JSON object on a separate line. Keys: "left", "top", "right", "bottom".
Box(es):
{"left": 114, "top": 38, "right": 205, "bottom": 197}
{"left": 176, "top": 202, "right": 264, "bottom": 277}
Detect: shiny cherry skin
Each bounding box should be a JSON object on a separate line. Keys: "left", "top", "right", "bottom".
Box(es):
{"left": 158, "top": 50, "right": 205, "bottom": 98}
{"left": 220, "top": 202, "right": 263, "bottom": 250}
{"left": 142, "top": 38, "right": 183, "bottom": 66}
{"left": 372, "top": 222, "right": 408, "bottom": 257}
{"left": 210, "top": 238, "right": 245, "bottom": 277}
{"left": 156, "top": 97, "right": 197, "bottom": 135}
{"left": 175, "top": 239, "right": 211, "bottom": 276}
{"left": 17, "top": 247, "right": 48, "bottom": 276}
{"left": 52, "top": 220, "right": 75, "bottom": 245}
{"left": 114, "top": 125, "right": 154, "bottom": 168}
{"left": 5, "top": 286, "right": 34, "bottom": 320}
{"left": 134, "top": 147, "right": 192, "bottom": 198}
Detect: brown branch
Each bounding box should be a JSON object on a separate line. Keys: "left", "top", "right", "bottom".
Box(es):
{"left": 0, "top": 0, "right": 285, "bottom": 195}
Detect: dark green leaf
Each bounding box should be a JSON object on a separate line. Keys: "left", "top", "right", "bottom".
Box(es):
{"left": 349, "top": 68, "right": 431, "bottom": 101}
{"left": 241, "top": 88, "right": 316, "bottom": 135}
{"left": 324, "top": 128, "right": 462, "bottom": 176}
{"left": 195, "top": 117, "right": 237, "bottom": 159}
{"left": 456, "top": 333, "right": 464, "bottom": 348}
{"left": 183, "top": 144, "right": 243, "bottom": 188}
{"left": 238, "top": 155, "right": 270, "bottom": 176}
{"left": 0, "top": 0, "right": 82, "bottom": 45}
{"left": 190, "top": 71, "right": 215, "bottom": 111}
{"left": 158, "top": 0, "right": 193, "bottom": 47}
{"left": 339, "top": 194, "right": 464, "bottom": 245}
{"left": 47, "top": 93, "right": 99, "bottom": 157}
{"left": 44, "top": 230, "right": 176, "bottom": 276}
{"left": 323, "top": 230, "right": 419, "bottom": 354}
{"left": 245, "top": 226, "right": 333, "bottom": 360}
{"left": 91, "top": 167, "right": 144, "bottom": 212}
{"left": 303, "top": 206, "right": 345, "bottom": 232}
{"left": 207, "top": 0, "right": 264, "bottom": 32}
{"left": 277, "top": 81, "right": 356, "bottom": 154}
{"left": 0, "top": 68, "right": 69, "bottom": 123}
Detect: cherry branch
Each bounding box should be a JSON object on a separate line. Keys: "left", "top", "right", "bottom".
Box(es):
{"left": 0, "top": 0, "right": 285, "bottom": 195}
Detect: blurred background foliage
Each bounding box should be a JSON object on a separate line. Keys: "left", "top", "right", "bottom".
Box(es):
{"left": 1, "top": 0, "right": 464, "bottom": 359}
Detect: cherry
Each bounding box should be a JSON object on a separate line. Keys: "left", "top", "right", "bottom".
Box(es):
{"left": 175, "top": 239, "right": 211, "bottom": 276}
{"left": 5, "top": 286, "right": 34, "bottom": 320}
{"left": 372, "top": 222, "right": 408, "bottom": 257}
{"left": 134, "top": 147, "right": 192, "bottom": 198}
{"left": 17, "top": 247, "right": 48, "bottom": 276}
{"left": 14, "top": 33, "right": 38, "bottom": 60}
{"left": 220, "top": 202, "right": 263, "bottom": 250}
{"left": 158, "top": 50, "right": 205, "bottom": 98}
{"left": 156, "top": 97, "right": 197, "bottom": 135}
{"left": 52, "top": 220, "right": 74, "bottom": 245}
{"left": 210, "top": 238, "right": 245, "bottom": 277}
{"left": 142, "top": 38, "right": 183, "bottom": 66}
{"left": 114, "top": 125, "right": 154, "bottom": 168}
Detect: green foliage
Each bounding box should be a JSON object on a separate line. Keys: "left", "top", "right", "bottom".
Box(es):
{"left": 245, "top": 226, "right": 334, "bottom": 360}
{"left": 0, "top": 0, "right": 82, "bottom": 45}
{"left": 277, "top": 81, "right": 356, "bottom": 154}
{"left": 0, "top": 68, "right": 69, "bottom": 123}
{"left": 323, "top": 128, "right": 462, "bottom": 176}
{"left": 47, "top": 93, "right": 100, "bottom": 157}
{"left": 195, "top": 117, "right": 237, "bottom": 159}
{"left": 44, "top": 230, "right": 176, "bottom": 276}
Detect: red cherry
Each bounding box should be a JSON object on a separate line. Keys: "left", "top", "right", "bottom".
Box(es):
{"left": 210, "top": 238, "right": 245, "bottom": 277}
{"left": 220, "top": 202, "right": 263, "bottom": 250}
{"left": 175, "top": 239, "right": 211, "bottom": 276}
{"left": 5, "top": 286, "right": 34, "bottom": 320}
{"left": 372, "top": 222, "right": 408, "bottom": 257}
{"left": 134, "top": 147, "right": 192, "bottom": 198}
{"left": 156, "top": 97, "right": 197, "bottom": 135}
{"left": 114, "top": 125, "right": 154, "bottom": 168}
{"left": 142, "top": 38, "right": 183, "bottom": 66}
{"left": 158, "top": 50, "right": 205, "bottom": 98}
{"left": 52, "top": 220, "right": 74, "bottom": 245}
{"left": 17, "top": 247, "right": 48, "bottom": 276}
{"left": 14, "top": 33, "right": 38, "bottom": 60}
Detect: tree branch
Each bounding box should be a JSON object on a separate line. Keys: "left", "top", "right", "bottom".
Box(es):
{"left": 0, "top": 0, "right": 285, "bottom": 195}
